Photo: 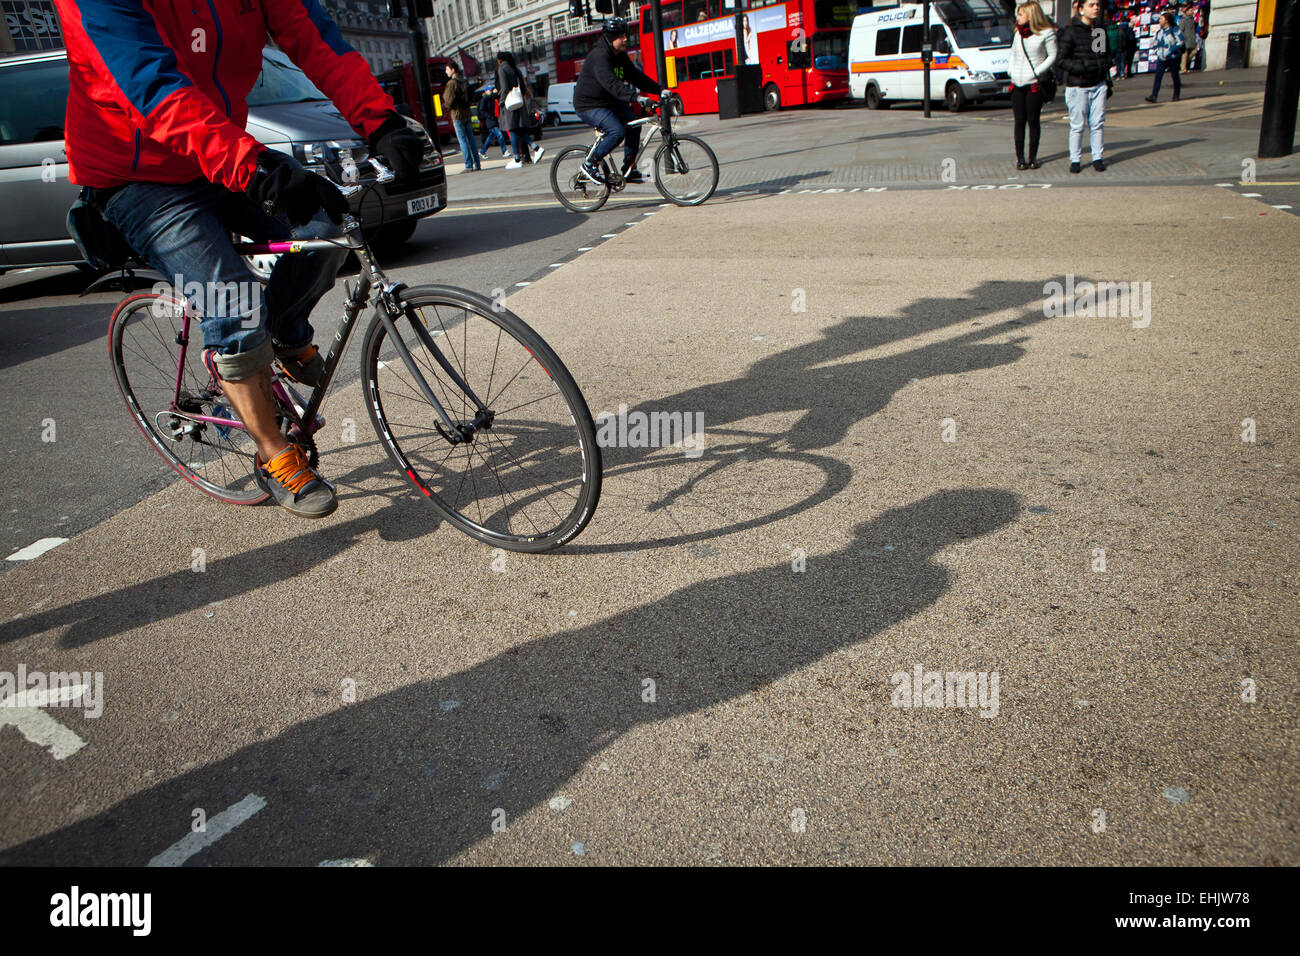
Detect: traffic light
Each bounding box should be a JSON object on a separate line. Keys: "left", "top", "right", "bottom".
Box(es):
{"left": 593, "top": 0, "right": 613, "bottom": 13}
{"left": 568, "top": 0, "right": 587, "bottom": 17}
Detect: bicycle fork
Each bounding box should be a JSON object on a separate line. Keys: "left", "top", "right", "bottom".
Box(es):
{"left": 373, "top": 292, "right": 495, "bottom": 444}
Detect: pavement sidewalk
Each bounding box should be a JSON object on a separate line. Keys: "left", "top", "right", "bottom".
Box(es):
{"left": 1, "top": 185, "right": 1296, "bottom": 865}
{"left": 443, "top": 67, "right": 1300, "bottom": 201}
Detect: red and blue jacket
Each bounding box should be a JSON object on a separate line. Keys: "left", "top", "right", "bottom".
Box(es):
{"left": 52, "top": 0, "right": 396, "bottom": 191}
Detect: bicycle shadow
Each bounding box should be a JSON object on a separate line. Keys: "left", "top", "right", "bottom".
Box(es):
{"left": 0, "top": 486, "right": 1020, "bottom": 865}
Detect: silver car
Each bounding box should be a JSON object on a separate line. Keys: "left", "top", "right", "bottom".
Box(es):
{"left": 0, "top": 46, "right": 447, "bottom": 275}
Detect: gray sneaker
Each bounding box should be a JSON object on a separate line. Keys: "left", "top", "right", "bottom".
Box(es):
{"left": 255, "top": 444, "right": 337, "bottom": 519}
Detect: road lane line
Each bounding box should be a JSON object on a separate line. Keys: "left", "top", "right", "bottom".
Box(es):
{"left": 0, "top": 683, "right": 90, "bottom": 760}
{"left": 147, "top": 793, "right": 267, "bottom": 867}
{"left": 6, "top": 538, "right": 68, "bottom": 561}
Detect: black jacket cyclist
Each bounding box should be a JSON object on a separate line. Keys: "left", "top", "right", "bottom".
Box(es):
{"left": 574, "top": 19, "right": 661, "bottom": 184}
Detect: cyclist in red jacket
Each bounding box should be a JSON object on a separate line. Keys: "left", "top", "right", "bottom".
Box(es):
{"left": 54, "top": 0, "right": 424, "bottom": 518}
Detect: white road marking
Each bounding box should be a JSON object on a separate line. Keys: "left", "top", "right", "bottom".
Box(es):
{"left": 578, "top": 247, "right": 593, "bottom": 251}
{"left": 549, "top": 263, "right": 564, "bottom": 268}
{"left": 601, "top": 233, "right": 618, "bottom": 238}
{"left": 319, "top": 858, "right": 374, "bottom": 867}
{"left": 147, "top": 793, "right": 266, "bottom": 867}
{"left": 0, "top": 683, "right": 89, "bottom": 760}
{"left": 515, "top": 281, "right": 531, "bottom": 287}
{"left": 1272, "top": 204, "right": 1292, "bottom": 210}
{"left": 1242, "top": 192, "right": 1262, "bottom": 198}
{"left": 6, "top": 537, "right": 68, "bottom": 561}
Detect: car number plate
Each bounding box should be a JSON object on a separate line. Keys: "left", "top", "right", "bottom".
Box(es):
{"left": 407, "top": 194, "right": 440, "bottom": 215}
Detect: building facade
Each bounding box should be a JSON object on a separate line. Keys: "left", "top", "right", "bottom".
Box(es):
{"left": 322, "top": 1, "right": 414, "bottom": 74}
{"left": 425, "top": 0, "right": 642, "bottom": 85}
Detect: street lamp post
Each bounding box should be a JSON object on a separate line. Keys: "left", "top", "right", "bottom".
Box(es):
{"left": 1260, "top": 0, "right": 1300, "bottom": 157}
{"left": 922, "top": 1, "right": 932, "bottom": 118}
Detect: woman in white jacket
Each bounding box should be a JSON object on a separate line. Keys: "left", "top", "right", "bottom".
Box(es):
{"left": 1008, "top": 1, "right": 1058, "bottom": 170}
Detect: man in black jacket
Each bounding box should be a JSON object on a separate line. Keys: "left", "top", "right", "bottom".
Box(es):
{"left": 1057, "top": 0, "right": 1110, "bottom": 173}
{"left": 574, "top": 18, "right": 663, "bottom": 184}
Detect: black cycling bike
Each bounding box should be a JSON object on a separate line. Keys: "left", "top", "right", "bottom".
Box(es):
{"left": 550, "top": 98, "right": 719, "bottom": 213}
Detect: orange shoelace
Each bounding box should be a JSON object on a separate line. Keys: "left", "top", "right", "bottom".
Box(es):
{"left": 264, "top": 445, "right": 316, "bottom": 495}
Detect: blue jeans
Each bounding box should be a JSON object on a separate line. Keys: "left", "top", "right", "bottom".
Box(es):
{"left": 480, "top": 126, "right": 508, "bottom": 155}
{"left": 101, "top": 176, "right": 346, "bottom": 381}
{"left": 508, "top": 127, "right": 534, "bottom": 162}
{"left": 577, "top": 103, "right": 638, "bottom": 168}
{"left": 1151, "top": 56, "right": 1181, "bottom": 99}
{"left": 1064, "top": 82, "right": 1107, "bottom": 164}
{"left": 452, "top": 117, "right": 480, "bottom": 169}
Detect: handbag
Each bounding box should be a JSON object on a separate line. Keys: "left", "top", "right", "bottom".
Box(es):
{"left": 66, "top": 188, "right": 133, "bottom": 272}
{"left": 1018, "top": 30, "right": 1057, "bottom": 102}
{"left": 504, "top": 86, "right": 524, "bottom": 111}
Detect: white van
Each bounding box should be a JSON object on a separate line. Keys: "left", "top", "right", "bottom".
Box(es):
{"left": 849, "top": 1, "right": 1016, "bottom": 112}
{"left": 546, "top": 82, "right": 579, "bottom": 125}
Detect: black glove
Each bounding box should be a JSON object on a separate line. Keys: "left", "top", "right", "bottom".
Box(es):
{"left": 246, "top": 150, "right": 348, "bottom": 226}
{"left": 368, "top": 112, "right": 424, "bottom": 187}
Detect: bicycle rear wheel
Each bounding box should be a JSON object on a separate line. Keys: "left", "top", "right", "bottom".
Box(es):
{"left": 653, "top": 134, "right": 719, "bottom": 206}
{"left": 361, "top": 286, "right": 602, "bottom": 552}
{"left": 109, "top": 293, "right": 268, "bottom": 504}
{"left": 551, "top": 145, "right": 611, "bottom": 213}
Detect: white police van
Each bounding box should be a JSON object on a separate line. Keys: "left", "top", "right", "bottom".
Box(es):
{"left": 848, "top": 1, "right": 1016, "bottom": 112}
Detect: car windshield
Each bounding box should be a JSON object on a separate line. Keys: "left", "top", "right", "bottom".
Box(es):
{"left": 936, "top": 0, "right": 1015, "bottom": 48}
{"left": 247, "top": 50, "right": 328, "bottom": 106}
{"left": 810, "top": 32, "right": 848, "bottom": 71}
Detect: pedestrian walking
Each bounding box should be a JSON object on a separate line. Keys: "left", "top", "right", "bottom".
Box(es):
{"left": 1180, "top": 5, "right": 1199, "bottom": 72}
{"left": 1008, "top": 1, "right": 1058, "bottom": 170}
{"left": 1058, "top": 0, "right": 1111, "bottom": 173}
{"left": 477, "top": 87, "right": 509, "bottom": 158}
{"left": 1144, "top": 12, "right": 1183, "bottom": 103}
{"left": 443, "top": 62, "right": 480, "bottom": 172}
{"left": 1117, "top": 17, "right": 1136, "bottom": 78}
{"left": 495, "top": 51, "right": 544, "bottom": 169}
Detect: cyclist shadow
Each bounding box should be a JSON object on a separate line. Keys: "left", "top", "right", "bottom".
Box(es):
{"left": 624, "top": 278, "right": 1051, "bottom": 454}
{"left": 0, "top": 499, "right": 441, "bottom": 650}
{"left": 0, "top": 486, "right": 1020, "bottom": 865}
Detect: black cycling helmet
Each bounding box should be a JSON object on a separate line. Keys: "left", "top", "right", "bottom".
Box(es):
{"left": 602, "top": 17, "right": 629, "bottom": 37}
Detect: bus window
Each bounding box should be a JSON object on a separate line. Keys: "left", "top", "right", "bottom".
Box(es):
{"left": 875, "top": 27, "right": 900, "bottom": 56}
{"left": 661, "top": 1, "right": 683, "bottom": 29}
{"left": 788, "top": 39, "right": 811, "bottom": 69}
{"left": 900, "top": 25, "right": 923, "bottom": 54}
{"left": 685, "top": 51, "right": 712, "bottom": 79}
{"left": 684, "top": 0, "right": 708, "bottom": 21}
{"left": 712, "top": 48, "right": 734, "bottom": 77}
{"left": 811, "top": 31, "right": 848, "bottom": 70}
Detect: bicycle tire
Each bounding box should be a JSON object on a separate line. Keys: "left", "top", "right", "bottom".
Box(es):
{"left": 361, "top": 285, "right": 602, "bottom": 552}
{"left": 109, "top": 292, "right": 269, "bottom": 505}
{"left": 551, "top": 145, "right": 611, "bottom": 213}
{"left": 652, "top": 134, "right": 719, "bottom": 207}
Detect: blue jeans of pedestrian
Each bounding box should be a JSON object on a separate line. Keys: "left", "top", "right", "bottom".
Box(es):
{"left": 100, "top": 176, "right": 346, "bottom": 382}
{"left": 453, "top": 117, "right": 480, "bottom": 169}
{"left": 1151, "top": 56, "right": 1181, "bottom": 99}
{"left": 481, "top": 126, "right": 508, "bottom": 155}
{"left": 508, "top": 128, "right": 534, "bottom": 162}
{"left": 577, "top": 103, "right": 638, "bottom": 168}
{"left": 1064, "top": 82, "right": 1107, "bottom": 164}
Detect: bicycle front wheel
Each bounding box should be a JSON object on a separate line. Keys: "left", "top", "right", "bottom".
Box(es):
{"left": 551, "top": 145, "right": 610, "bottom": 213}
{"left": 653, "top": 134, "right": 719, "bottom": 207}
{"left": 361, "top": 286, "right": 602, "bottom": 552}
{"left": 110, "top": 293, "right": 268, "bottom": 504}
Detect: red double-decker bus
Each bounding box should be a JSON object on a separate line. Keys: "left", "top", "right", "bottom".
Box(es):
{"left": 554, "top": 26, "right": 641, "bottom": 83}
{"left": 377, "top": 56, "right": 455, "bottom": 141}
{"left": 639, "top": 0, "right": 852, "bottom": 114}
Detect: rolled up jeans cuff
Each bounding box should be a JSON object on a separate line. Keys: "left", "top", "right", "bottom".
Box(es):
{"left": 213, "top": 336, "right": 274, "bottom": 381}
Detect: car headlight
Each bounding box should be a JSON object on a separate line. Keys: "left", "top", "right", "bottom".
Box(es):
{"left": 969, "top": 71, "right": 995, "bottom": 82}
{"left": 824, "top": 80, "right": 833, "bottom": 89}
{"left": 292, "top": 140, "right": 366, "bottom": 167}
